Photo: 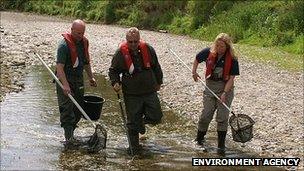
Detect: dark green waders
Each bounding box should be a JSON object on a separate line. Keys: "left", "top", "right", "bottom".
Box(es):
{"left": 128, "top": 130, "right": 142, "bottom": 155}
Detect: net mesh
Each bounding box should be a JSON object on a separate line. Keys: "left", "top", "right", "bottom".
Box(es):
{"left": 229, "top": 114, "right": 255, "bottom": 143}
{"left": 87, "top": 124, "right": 107, "bottom": 153}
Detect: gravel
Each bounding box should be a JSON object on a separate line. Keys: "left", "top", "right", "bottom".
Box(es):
{"left": 1, "top": 11, "right": 303, "bottom": 170}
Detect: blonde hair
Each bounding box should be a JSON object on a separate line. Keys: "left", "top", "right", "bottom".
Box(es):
{"left": 210, "top": 33, "right": 237, "bottom": 59}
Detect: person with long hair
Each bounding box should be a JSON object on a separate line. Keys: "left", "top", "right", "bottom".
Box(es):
{"left": 192, "top": 33, "right": 240, "bottom": 154}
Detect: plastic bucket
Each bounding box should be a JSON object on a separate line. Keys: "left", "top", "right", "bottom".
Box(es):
{"left": 83, "top": 94, "right": 105, "bottom": 121}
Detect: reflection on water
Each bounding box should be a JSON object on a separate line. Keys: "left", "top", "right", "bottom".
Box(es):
{"left": 1, "top": 66, "right": 283, "bottom": 170}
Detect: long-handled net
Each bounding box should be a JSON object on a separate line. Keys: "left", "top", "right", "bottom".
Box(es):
{"left": 35, "top": 52, "right": 107, "bottom": 152}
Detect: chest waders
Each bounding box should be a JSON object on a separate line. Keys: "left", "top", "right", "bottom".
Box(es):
{"left": 35, "top": 52, "right": 107, "bottom": 152}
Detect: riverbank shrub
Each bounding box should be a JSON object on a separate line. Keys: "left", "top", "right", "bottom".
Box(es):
{"left": 2, "top": 0, "right": 303, "bottom": 56}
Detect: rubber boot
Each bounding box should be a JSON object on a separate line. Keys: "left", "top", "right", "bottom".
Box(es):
{"left": 128, "top": 130, "right": 141, "bottom": 155}
{"left": 139, "top": 122, "right": 147, "bottom": 141}
{"left": 139, "top": 119, "right": 146, "bottom": 135}
{"left": 195, "top": 130, "right": 206, "bottom": 145}
{"left": 64, "top": 126, "right": 74, "bottom": 141}
{"left": 63, "top": 126, "right": 75, "bottom": 150}
{"left": 217, "top": 131, "right": 227, "bottom": 156}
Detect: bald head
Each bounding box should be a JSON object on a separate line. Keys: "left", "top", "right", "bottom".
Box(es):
{"left": 72, "top": 19, "right": 85, "bottom": 29}
{"left": 71, "top": 19, "right": 86, "bottom": 41}
{"left": 126, "top": 27, "right": 140, "bottom": 51}
{"left": 126, "top": 27, "right": 140, "bottom": 39}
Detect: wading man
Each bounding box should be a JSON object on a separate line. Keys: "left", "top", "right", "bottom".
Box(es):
{"left": 109, "top": 27, "right": 163, "bottom": 154}
{"left": 56, "top": 19, "right": 97, "bottom": 149}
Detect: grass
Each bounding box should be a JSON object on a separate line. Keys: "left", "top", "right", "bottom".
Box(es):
{"left": 2, "top": 0, "right": 303, "bottom": 73}
{"left": 235, "top": 44, "right": 303, "bottom": 73}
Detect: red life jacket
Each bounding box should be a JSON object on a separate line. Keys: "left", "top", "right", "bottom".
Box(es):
{"left": 120, "top": 40, "right": 151, "bottom": 74}
{"left": 205, "top": 50, "right": 232, "bottom": 81}
{"left": 62, "top": 32, "right": 90, "bottom": 68}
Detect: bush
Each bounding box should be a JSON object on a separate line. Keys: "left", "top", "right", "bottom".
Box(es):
{"left": 2, "top": 0, "right": 303, "bottom": 55}
{"left": 104, "top": 1, "right": 116, "bottom": 24}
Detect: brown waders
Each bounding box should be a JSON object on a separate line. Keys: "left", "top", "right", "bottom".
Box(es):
{"left": 196, "top": 80, "right": 234, "bottom": 154}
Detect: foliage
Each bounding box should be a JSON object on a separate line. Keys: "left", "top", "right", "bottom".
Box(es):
{"left": 1, "top": 0, "right": 303, "bottom": 71}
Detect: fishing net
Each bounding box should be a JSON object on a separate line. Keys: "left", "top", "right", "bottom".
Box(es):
{"left": 64, "top": 124, "right": 107, "bottom": 153}
{"left": 229, "top": 114, "right": 255, "bottom": 143}
{"left": 34, "top": 52, "right": 108, "bottom": 153}
{"left": 87, "top": 124, "right": 107, "bottom": 153}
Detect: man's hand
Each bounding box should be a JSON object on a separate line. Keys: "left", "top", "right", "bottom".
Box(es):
{"left": 62, "top": 83, "right": 71, "bottom": 96}
{"left": 220, "top": 92, "right": 227, "bottom": 103}
{"left": 113, "top": 83, "right": 121, "bottom": 92}
{"left": 89, "top": 78, "right": 97, "bottom": 87}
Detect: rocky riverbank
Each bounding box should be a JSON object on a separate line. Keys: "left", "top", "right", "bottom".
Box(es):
{"left": 1, "top": 12, "right": 303, "bottom": 170}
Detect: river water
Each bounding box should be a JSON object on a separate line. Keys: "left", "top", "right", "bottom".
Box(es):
{"left": 0, "top": 66, "right": 283, "bottom": 170}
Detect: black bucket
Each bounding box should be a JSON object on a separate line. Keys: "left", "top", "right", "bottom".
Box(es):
{"left": 83, "top": 95, "right": 105, "bottom": 121}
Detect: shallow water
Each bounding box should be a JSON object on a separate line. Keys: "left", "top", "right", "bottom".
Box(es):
{"left": 0, "top": 66, "right": 283, "bottom": 170}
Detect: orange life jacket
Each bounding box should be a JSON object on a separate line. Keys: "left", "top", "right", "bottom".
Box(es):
{"left": 205, "top": 50, "right": 232, "bottom": 81}
{"left": 120, "top": 40, "right": 151, "bottom": 74}
{"left": 62, "top": 32, "right": 90, "bottom": 68}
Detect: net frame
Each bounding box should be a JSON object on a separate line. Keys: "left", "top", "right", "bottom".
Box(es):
{"left": 229, "top": 114, "right": 255, "bottom": 143}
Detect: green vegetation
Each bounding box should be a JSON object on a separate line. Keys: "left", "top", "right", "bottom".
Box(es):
{"left": 2, "top": 0, "right": 303, "bottom": 72}
{"left": 235, "top": 44, "right": 302, "bottom": 73}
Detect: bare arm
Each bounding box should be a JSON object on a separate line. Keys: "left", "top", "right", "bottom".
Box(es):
{"left": 192, "top": 59, "right": 201, "bottom": 82}
{"left": 56, "top": 63, "right": 71, "bottom": 95}
{"left": 224, "top": 76, "right": 235, "bottom": 93}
